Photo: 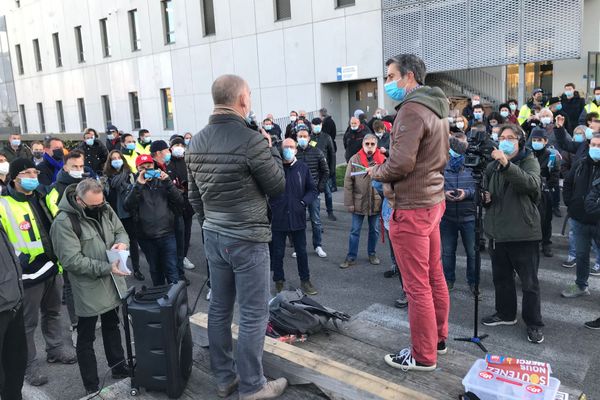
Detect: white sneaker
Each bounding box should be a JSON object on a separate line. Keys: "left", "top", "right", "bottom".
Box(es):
{"left": 206, "top": 289, "right": 211, "bottom": 301}
{"left": 70, "top": 325, "right": 77, "bottom": 348}
{"left": 183, "top": 257, "right": 195, "bottom": 270}
{"left": 315, "top": 246, "right": 327, "bottom": 258}
{"left": 291, "top": 252, "right": 297, "bottom": 258}
{"left": 384, "top": 348, "right": 436, "bottom": 372}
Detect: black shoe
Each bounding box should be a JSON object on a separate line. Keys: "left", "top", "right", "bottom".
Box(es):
{"left": 446, "top": 281, "right": 454, "bottom": 292}
{"left": 383, "top": 267, "right": 398, "bottom": 278}
{"left": 437, "top": 340, "right": 447, "bottom": 355}
{"left": 481, "top": 313, "right": 517, "bottom": 326}
{"left": 133, "top": 270, "right": 145, "bottom": 281}
{"left": 86, "top": 387, "right": 99, "bottom": 395}
{"left": 112, "top": 366, "right": 130, "bottom": 379}
{"left": 553, "top": 207, "right": 562, "bottom": 218}
{"left": 527, "top": 327, "right": 544, "bottom": 344}
{"left": 327, "top": 212, "right": 337, "bottom": 221}
{"left": 183, "top": 277, "right": 191, "bottom": 286}
{"left": 584, "top": 317, "right": 600, "bottom": 330}
{"left": 542, "top": 245, "right": 553, "bottom": 258}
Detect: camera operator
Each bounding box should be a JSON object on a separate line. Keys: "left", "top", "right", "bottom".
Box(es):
{"left": 481, "top": 124, "right": 544, "bottom": 344}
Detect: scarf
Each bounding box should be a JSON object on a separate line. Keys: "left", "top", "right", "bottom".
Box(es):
{"left": 358, "top": 147, "right": 385, "bottom": 168}
{"left": 43, "top": 153, "right": 64, "bottom": 182}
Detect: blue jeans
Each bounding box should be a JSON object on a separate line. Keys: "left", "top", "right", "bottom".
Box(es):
{"left": 440, "top": 218, "right": 477, "bottom": 285}
{"left": 138, "top": 234, "right": 179, "bottom": 286}
{"left": 347, "top": 214, "right": 380, "bottom": 260}
{"left": 568, "top": 219, "right": 600, "bottom": 264}
{"left": 270, "top": 230, "right": 310, "bottom": 282}
{"left": 203, "top": 230, "right": 270, "bottom": 396}
{"left": 323, "top": 179, "right": 333, "bottom": 213}
{"left": 571, "top": 219, "right": 600, "bottom": 288}
{"left": 307, "top": 197, "right": 322, "bottom": 249}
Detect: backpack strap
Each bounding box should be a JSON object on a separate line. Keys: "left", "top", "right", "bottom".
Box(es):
{"left": 67, "top": 212, "right": 82, "bottom": 238}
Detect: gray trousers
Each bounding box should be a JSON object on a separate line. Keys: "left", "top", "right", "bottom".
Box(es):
{"left": 203, "top": 229, "right": 270, "bottom": 396}
{"left": 23, "top": 274, "right": 65, "bottom": 365}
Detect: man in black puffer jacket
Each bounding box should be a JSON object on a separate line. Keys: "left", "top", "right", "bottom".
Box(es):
{"left": 311, "top": 118, "right": 336, "bottom": 220}
{"left": 296, "top": 127, "right": 329, "bottom": 259}
{"left": 186, "top": 75, "right": 288, "bottom": 400}
{"left": 75, "top": 128, "right": 108, "bottom": 176}
{"left": 562, "top": 133, "right": 600, "bottom": 299}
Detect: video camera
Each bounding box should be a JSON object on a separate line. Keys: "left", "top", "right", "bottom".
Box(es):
{"left": 464, "top": 128, "right": 496, "bottom": 170}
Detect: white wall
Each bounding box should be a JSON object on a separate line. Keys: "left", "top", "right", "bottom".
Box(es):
{"left": 3, "top": 0, "right": 383, "bottom": 138}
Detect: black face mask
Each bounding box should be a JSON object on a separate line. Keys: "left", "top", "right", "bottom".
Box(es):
{"left": 33, "top": 151, "right": 44, "bottom": 159}
{"left": 52, "top": 149, "right": 64, "bottom": 161}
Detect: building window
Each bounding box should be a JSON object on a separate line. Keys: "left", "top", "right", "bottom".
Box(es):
{"left": 160, "top": 88, "right": 174, "bottom": 130}
{"left": 56, "top": 100, "right": 65, "bottom": 132}
{"left": 129, "top": 91, "right": 141, "bottom": 130}
{"left": 201, "top": 0, "right": 216, "bottom": 36}
{"left": 74, "top": 26, "right": 85, "bottom": 62}
{"left": 128, "top": 9, "right": 141, "bottom": 51}
{"left": 275, "top": 0, "right": 291, "bottom": 21}
{"left": 52, "top": 33, "right": 62, "bottom": 67}
{"left": 19, "top": 104, "right": 27, "bottom": 133}
{"left": 101, "top": 95, "right": 112, "bottom": 126}
{"left": 15, "top": 44, "right": 24, "bottom": 75}
{"left": 161, "top": 0, "right": 175, "bottom": 44}
{"left": 99, "top": 18, "right": 111, "bottom": 57}
{"left": 15, "top": 0, "right": 20, "bottom": 8}
{"left": 32, "top": 39, "right": 42, "bottom": 71}
{"left": 37, "top": 102, "right": 45, "bottom": 133}
{"left": 77, "top": 98, "right": 87, "bottom": 131}
{"left": 336, "top": 0, "right": 355, "bottom": 8}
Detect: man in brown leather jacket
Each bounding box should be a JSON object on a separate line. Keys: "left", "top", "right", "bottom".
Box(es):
{"left": 369, "top": 54, "right": 450, "bottom": 372}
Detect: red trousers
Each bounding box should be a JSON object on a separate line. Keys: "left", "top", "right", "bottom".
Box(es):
{"left": 389, "top": 201, "right": 450, "bottom": 365}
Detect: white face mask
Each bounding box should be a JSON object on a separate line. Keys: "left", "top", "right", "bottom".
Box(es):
{"left": 375, "top": 131, "right": 384, "bottom": 138}
{"left": 472, "top": 100, "right": 480, "bottom": 106}
{"left": 0, "top": 162, "right": 9, "bottom": 175}
{"left": 290, "top": 116, "right": 297, "bottom": 122}
{"left": 456, "top": 122, "right": 465, "bottom": 130}
{"left": 541, "top": 117, "right": 552, "bottom": 125}
{"left": 69, "top": 170, "right": 84, "bottom": 179}
{"left": 172, "top": 146, "right": 185, "bottom": 158}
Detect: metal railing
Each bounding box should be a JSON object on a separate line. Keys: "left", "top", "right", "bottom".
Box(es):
{"left": 426, "top": 68, "right": 505, "bottom": 106}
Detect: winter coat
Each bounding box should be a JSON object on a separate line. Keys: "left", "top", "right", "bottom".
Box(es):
{"left": 554, "top": 126, "right": 588, "bottom": 165}
{"left": 531, "top": 147, "right": 561, "bottom": 190}
{"left": 1, "top": 144, "right": 32, "bottom": 162}
{"left": 186, "top": 113, "right": 285, "bottom": 243}
{"left": 310, "top": 132, "right": 336, "bottom": 178}
{"left": 370, "top": 86, "right": 450, "bottom": 210}
{"left": 563, "top": 155, "right": 600, "bottom": 225}
{"left": 443, "top": 161, "right": 476, "bottom": 223}
{"left": 344, "top": 153, "right": 382, "bottom": 216}
{"left": 0, "top": 224, "right": 23, "bottom": 313}
{"left": 561, "top": 92, "right": 586, "bottom": 133}
{"left": 166, "top": 156, "right": 195, "bottom": 218}
{"left": 76, "top": 139, "right": 108, "bottom": 175}
{"left": 105, "top": 170, "right": 135, "bottom": 219}
{"left": 50, "top": 185, "right": 128, "bottom": 317}
{"left": 36, "top": 154, "right": 63, "bottom": 187}
{"left": 321, "top": 116, "right": 337, "bottom": 142}
{"left": 343, "top": 125, "right": 370, "bottom": 162}
{"left": 296, "top": 143, "right": 329, "bottom": 192}
{"left": 483, "top": 149, "right": 542, "bottom": 243}
{"left": 375, "top": 133, "right": 391, "bottom": 154}
{"left": 269, "top": 160, "right": 318, "bottom": 232}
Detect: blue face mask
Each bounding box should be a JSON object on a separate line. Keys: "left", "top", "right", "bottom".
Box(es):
{"left": 313, "top": 125, "right": 322, "bottom": 134}
{"left": 20, "top": 177, "right": 39, "bottom": 191}
{"left": 164, "top": 153, "right": 172, "bottom": 163}
{"left": 282, "top": 148, "right": 295, "bottom": 161}
{"left": 555, "top": 104, "right": 563, "bottom": 111}
{"left": 184, "top": 138, "right": 190, "bottom": 146}
{"left": 10, "top": 139, "right": 21, "bottom": 147}
{"left": 143, "top": 137, "right": 152, "bottom": 144}
{"left": 126, "top": 143, "right": 136, "bottom": 151}
{"left": 85, "top": 138, "right": 94, "bottom": 146}
{"left": 384, "top": 79, "right": 406, "bottom": 101}
{"left": 298, "top": 138, "right": 309, "bottom": 148}
{"left": 143, "top": 169, "right": 161, "bottom": 180}
{"left": 473, "top": 112, "right": 483, "bottom": 120}
{"left": 449, "top": 148, "right": 461, "bottom": 158}
{"left": 574, "top": 134, "right": 585, "bottom": 143}
{"left": 111, "top": 159, "right": 124, "bottom": 170}
{"left": 532, "top": 141, "right": 545, "bottom": 151}
{"left": 499, "top": 140, "right": 515, "bottom": 155}
{"left": 500, "top": 111, "right": 509, "bottom": 118}
{"left": 586, "top": 127, "right": 594, "bottom": 140}
{"left": 565, "top": 90, "right": 574, "bottom": 97}
{"left": 589, "top": 147, "right": 600, "bottom": 161}
{"left": 264, "top": 125, "right": 273, "bottom": 131}
{"left": 595, "top": 95, "right": 600, "bottom": 103}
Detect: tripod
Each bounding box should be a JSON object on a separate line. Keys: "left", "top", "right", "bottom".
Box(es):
{"left": 455, "top": 169, "right": 489, "bottom": 353}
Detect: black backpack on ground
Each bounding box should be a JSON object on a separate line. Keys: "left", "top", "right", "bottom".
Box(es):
{"left": 268, "top": 289, "right": 350, "bottom": 336}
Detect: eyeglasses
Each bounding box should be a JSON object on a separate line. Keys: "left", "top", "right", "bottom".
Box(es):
{"left": 18, "top": 169, "right": 40, "bottom": 177}
{"left": 81, "top": 199, "right": 107, "bottom": 210}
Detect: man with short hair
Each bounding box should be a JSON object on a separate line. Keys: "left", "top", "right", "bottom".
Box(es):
{"left": 36, "top": 137, "right": 65, "bottom": 187}
{"left": 343, "top": 117, "right": 369, "bottom": 162}
{"left": 2, "top": 133, "right": 32, "bottom": 162}
{"left": 285, "top": 110, "right": 299, "bottom": 140}
{"left": 262, "top": 118, "right": 281, "bottom": 146}
{"left": 120, "top": 134, "right": 138, "bottom": 173}
{"left": 518, "top": 88, "right": 546, "bottom": 125}
{"left": 311, "top": 117, "right": 337, "bottom": 221}
{"left": 76, "top": 128, "right": 108, "bottom": 176}
{"left": 135, "top": 129, "right": 152, "bottom": 155}
{"left": 369, "top": 54, "right": 450, "bottom": 371}
{"left": 462, "top": 95, "right": 480, "bottom": 122}
{"left": 31, "top": 141, "right": 44, "bottom": 166}
{"left": 50, "top": 179, "right": 130, "bottom": 395}
{"left": 264, "top": 114, "right": 282, "bottom": 139}
{"left": 560, "top": 83, "right": 585, "bottom": 134}
{"left": 578, "top": 86, "right": 600, "bottom": 126}
{"left": 105, "top": 124, "right": 121, "bottom": 152}
{"left": 187, "top": 74, "right": 288, "bottom": 400}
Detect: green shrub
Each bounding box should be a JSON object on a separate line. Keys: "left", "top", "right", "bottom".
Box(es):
{"left": 336, "top": 164, "right": 346, "bottom": 188}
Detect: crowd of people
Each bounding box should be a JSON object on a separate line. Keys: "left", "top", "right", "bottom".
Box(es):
{"left": 1, "top": 57, "right": 600, "bottom": 400}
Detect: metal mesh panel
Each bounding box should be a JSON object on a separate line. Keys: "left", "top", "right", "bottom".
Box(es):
{"left": 382, "top": 0, "right": 583, "bottom": 73}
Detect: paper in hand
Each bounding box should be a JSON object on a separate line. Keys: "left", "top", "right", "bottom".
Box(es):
{"left": 106, "top": 250, "right": 131, "bottom": 274}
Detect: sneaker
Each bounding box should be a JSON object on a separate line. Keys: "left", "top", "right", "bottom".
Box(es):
{"left": 481, "top": 313, "right": 517, "bottom": 326}
{"left": 301, "top": 280, "right": 318, "bottom": 295}
{"left": 553, "top": 207, "right": 562, "bottom": 218}
{"left": 47, "top": 351, "right": 77, "bottom": 364}
{"left": 25, "top": 366, "right": 48, "bottom": 386}
{"left": 133, "top": 270, "right": 145, "bottom": 281}
{"left": 183, "top": 257, "right": 196, "bottom": 270}
{"left": 527, "top": 327, "right": 544, "bottom": 344}
{"left": 239, "top": 378, "right": 288, "bottom": 400}
{"left": 217, "top": 376, "right": 239, "bottom": 398}
{"left": 561, "top": 284, "right": 590, "bottom": 298}
{"left": 395, "top": 288, "right": 408, "bottom": 308}
{"left": 206, "top": 289, "right": 212, "bottom": 301}
{"left": 437, "top": 341, "right": 448, "bottom": 355}
{"left": 71, "top": 328, "right": 77, "bottom": 348}
{"left": 584, "top": 317, "right": 600, "bottom": 330}
{"left": 291, "top": 252, "right": 297, "bottom": 258}
{"left": 562, "top": 257, "right": 576, "bottom": 268}
{"left": 339, "top": 259, "right": 356, "bottom": 269}
{"left": 315, "top": 246, "right": 327, "bottom": 258}
{"left": 327, "top": 212, "right": 337, "bottom": 221}
{"left": 384, "top": 266, "right": 398, "bottom": 278}
{"left": 368, "top": 254, "right": 381, "bottom": 265}
{"left": 447, "top": 281, "right": 455, "bottom": 292}
{"left": 591, "top": 263, "right": 600, "bottom": 276}
{"left": 384, "top": 348, "right": 436, "bottom": 372}
{"left": 275, "top": 281, "right": 284, "bottom": 293}
{"left": 542, "top": 245, "right": 553, "bottom": 258}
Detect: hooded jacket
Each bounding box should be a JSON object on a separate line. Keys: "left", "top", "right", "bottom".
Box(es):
{"left": 560, "top": 91, "right": 585, "bottom": 134}
{"left": 370, "top": 86, "right": 450, "bottom": 209}
{"left": 76, "top": 139, "right": 108, "bottom": 175}
{"left": 50, "top": 185, "right": 128, "bottom": 317}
